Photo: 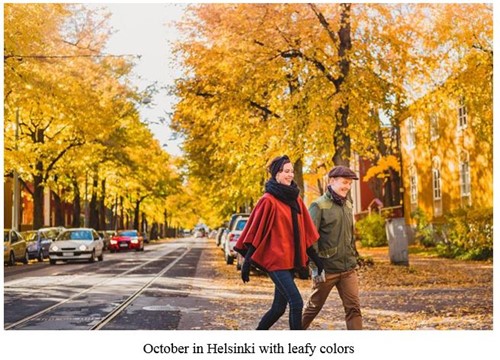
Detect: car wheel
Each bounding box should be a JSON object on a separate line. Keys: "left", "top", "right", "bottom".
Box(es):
{"left": 97, "top": 252, "right": 103, "bottom": 262}
{"left": 226, "top": 254, "right": 234, "bottom": 265}
{"left": 38, "top": 250, "right": 44, "bottom": 262}
{"left": 110, "top": 249, "right": 115, "bottom": 253}
{"left": 8, "top": 251, "right": 16, "bottom": 266}
{"left": 49, "top": 259, "right": 56, "bottom": 265}
{"left": 89, "top": 250, "right": 95, "bottom": 263}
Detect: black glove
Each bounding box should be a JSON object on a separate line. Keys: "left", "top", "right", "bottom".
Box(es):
{"left": 241, "top": 260, "right": 251, "bottom": 283}
{"left": 306, "top": 246, "right": 324, "bottom": 275}
{"left": 241, "top": 245, "right": 256, "bottom": 283}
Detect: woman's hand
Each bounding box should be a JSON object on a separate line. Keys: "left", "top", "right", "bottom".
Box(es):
{"left": 241, "top": 261, "right": 251, "bottom": 283}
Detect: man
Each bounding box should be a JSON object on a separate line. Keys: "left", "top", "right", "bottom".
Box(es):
{"left": 302, "top": 165, "right": 363, "bottom": 330}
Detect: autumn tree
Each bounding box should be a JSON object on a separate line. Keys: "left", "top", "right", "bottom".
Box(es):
{"left": 4, "top": 4, "right": 178, "bottom": 230}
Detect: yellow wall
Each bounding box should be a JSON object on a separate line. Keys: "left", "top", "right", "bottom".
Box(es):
{"left": 401, "top": 96, "right": 492, "bottom": 224}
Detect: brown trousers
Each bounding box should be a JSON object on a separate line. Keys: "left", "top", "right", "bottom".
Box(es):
{"left": 302, "top": 269, "right": 363, "bottom": 330}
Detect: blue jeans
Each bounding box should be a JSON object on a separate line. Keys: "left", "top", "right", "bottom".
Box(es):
{"left": 257, "top": 270, "right": 304, "bottom": 330}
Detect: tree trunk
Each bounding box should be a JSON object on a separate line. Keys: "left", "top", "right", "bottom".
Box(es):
{"left": 89, "top": 176, "right": 99, "bottom": 229}
{"left": 33, "top": 170, "right": 44, "bottom": 230}
{"left": 151, "top": 222, "right": 159, "bottom": 240}
{"left": 99, "top": 179, "right": 106, "bottom": 230}
{"left": 141, "top": 212, "right": 147, "bottom": 233}
{"left": 72, "top": 178, "right": 81, "bottom": 227}
{"left": 332, "top": 105, "right": 351, "bottom": 166}
{"left": 133, "top": 199, "right": 140, "bottom": 230}
{"left": 294, "top": 157, "right": 305, "bottom": 199}
{"left": 119, "top": 196, "right": 124, "bottom": 230}
{"left": 164, "top": 209, "right": 168, "bottom": 234}
{"left": 52, "top": 190, "right": 65, "bottom": 226}
{"left": 332, "top": 4, "right": 352, "bottom": 166}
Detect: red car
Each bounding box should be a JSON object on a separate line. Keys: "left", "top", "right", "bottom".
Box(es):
{"left": 109, "top": 230, "right": 144, "bottom": 252}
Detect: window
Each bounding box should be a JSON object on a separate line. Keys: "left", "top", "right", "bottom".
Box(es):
{"left": 407, "top": 118, "right": 416, "bottom": 149}
{"left": 432, "top": 157, "right": 442, "bottom": 217}
{"left": 235, "top": 220, "right": 247, "bottom": 231}
{"left": 458, "top": 97, "right": 467, "bottom": 130}
{"left": 409, "top": 166, "right": 418, "bottom": 212}
{"left": 433, "top": 168, "right": 442, "bottom": 200}
{"left": 459, "top": 152, "right": 471, "bottom": 206}
{"left": 430, "top": 114, "right": 439, "bottom": 141}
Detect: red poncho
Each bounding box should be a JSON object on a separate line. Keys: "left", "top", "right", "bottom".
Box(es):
{"left": 234, "top": 193, "right": 319, "bottom": 272}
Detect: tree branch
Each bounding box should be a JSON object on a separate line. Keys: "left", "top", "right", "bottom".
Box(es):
{"left": 308, "top": 3, "right": 338, "bottom": 45}
{"left": 248, "top": 100, "right": 281, "bottom": 119}
{"left": 43, "top": 139, "right": 85, "bottom": 182}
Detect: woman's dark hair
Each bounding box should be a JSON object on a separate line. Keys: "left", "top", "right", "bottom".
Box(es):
{"left": 268, "top": 155, "right": 291, "bottom": 179}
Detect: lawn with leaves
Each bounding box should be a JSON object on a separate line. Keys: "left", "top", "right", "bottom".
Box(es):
{"left": 206, "top": 243, "right": 492, "bottom": 330}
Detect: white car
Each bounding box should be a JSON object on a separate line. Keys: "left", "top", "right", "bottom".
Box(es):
{"left": 4, "top": 229, "right": 28, "bottom": 266}
{"left": 224, "top": 216, "right": 248, "bottom": 265}
{"left": 49, "top": 228, "right": 104, "bottom": 265}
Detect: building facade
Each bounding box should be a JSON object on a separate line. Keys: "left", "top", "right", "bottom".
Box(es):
{"left": 400, "top": 94, "right": 492, "bottom": 225}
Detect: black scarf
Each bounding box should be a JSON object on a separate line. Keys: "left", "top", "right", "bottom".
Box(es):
{"left": 265, "top": 178, "right": 302, "bottom": 270}
{"left": 327, "top": 185, "right": 347, "bottom": 206}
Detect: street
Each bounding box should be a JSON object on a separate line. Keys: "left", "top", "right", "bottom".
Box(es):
{"left": 4, "top": 236, "right": 493, "bottom": 331}
{"left": 4, "top": 237, "right": 212, "bottom": 330}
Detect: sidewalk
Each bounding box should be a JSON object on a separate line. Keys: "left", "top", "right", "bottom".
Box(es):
{"left": 205, "top": 242, "right": 493, "bottom": 330}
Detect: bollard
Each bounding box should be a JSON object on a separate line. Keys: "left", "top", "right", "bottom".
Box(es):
{"left": 385, "top": 217, "right": 409, "bottom": 266}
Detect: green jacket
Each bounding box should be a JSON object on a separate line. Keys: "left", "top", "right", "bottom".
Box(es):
{"left": 308, "top": 191, "right": 358, "bottom": 273}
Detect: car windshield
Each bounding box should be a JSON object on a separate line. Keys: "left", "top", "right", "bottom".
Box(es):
{"left": 4, "top": 231, "right": 9, "bottom": 242}
{"left": 118, "top": 230, "right": 137, "bottom": 237}
{"left": 235, "top": 220, "right": 248, "bottom": 231}
{"left": 21, "top": 231, "right": 38, "bottom": 242}
{"left": 57, "top": 230, "right": 93, "bottom": 241}
{"left": 41, "top": 229, "right": 59, "bottom": 239}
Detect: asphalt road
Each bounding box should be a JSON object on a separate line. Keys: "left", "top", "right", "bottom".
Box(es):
{"left": 4, "top": 237, "right": 214, "bottom": 330}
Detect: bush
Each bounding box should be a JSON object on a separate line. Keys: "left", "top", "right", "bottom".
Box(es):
{"left": 410, "top": 208, "right": 435, "bottom": 247}
{"left": 437, "top": 207, "right": 493, "bottom": 260}
{"left": 355, "top": 212, "right": 388, "bottom": 247}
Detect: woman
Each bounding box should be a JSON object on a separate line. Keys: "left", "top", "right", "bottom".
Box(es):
{"left": 234, "top": 155, "right": 323, "bottom": 330}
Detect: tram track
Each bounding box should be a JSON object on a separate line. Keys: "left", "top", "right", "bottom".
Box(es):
{"left": 5, "top": 245, "right": 192, "bottom": 330}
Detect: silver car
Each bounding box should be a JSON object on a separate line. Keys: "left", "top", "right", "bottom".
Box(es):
{"left": 49, "top": 228, "right": 104, "bottom": 265}
{"left": 22, "top": 227, "right": 63, "bottom": 262}
{"left": 224, "top": 216, "right": 248, "bottom": 265}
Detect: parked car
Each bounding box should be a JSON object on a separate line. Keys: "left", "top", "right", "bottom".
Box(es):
{"left": 220, "top": 213, "right": 250, "bottom": 251}
{"left": 97, "top": 230, "right": 116, "bottom": 250}
{"left": 194, "top": 228, "right": 206, "bottom": 238}
{"left": 109, "top": 230, "right": 144, "bottom": 252}
{"left": 219, "top": 228, "right": 229, "bottom": 250}
{"left": 4, "top": 229, "right": 28, "bottom": 266}
{"left": 49, "top": 228, "right": 104, "bottom": 264}
{"left": 22, "top": 227, "right": 63, "bottom": 261}
{"left": 226, "top": 213, "right": 250, "bottom": 231}
{"left": 215, "top": 227, "right": 226, "bottom": 247}
{"left": 224, "top": 216, "right": 249, "bottom": 265}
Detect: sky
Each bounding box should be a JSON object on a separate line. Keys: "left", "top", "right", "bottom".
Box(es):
{"left": 90, "top": 3, "right": 188, "bottom": 157}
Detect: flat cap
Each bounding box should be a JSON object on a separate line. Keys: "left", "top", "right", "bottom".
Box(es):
{"left": 328, "top": 165, "right": 359, "bottom": 180}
